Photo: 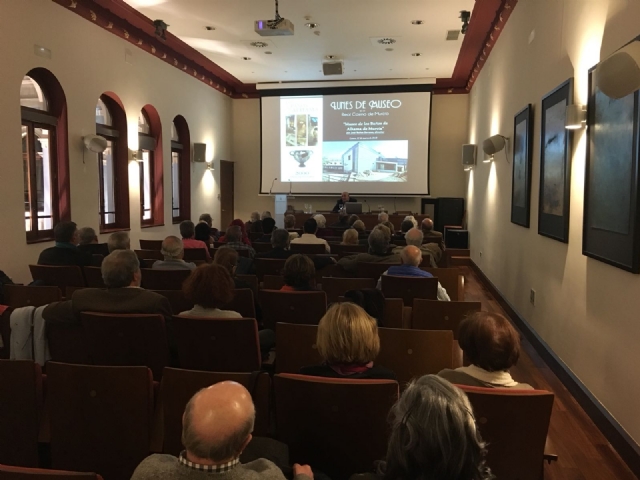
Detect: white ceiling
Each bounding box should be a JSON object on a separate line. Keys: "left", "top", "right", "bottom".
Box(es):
{"left": 123, "top": 0, "right": 475, "bottom": 84}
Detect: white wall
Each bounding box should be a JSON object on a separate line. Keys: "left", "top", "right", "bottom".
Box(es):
{"left": 467, "top": 0, "right": 640, "bottom": 444}
{"left": 0, "top": 0, "right": 231, "bottom": 283}
{"left": 231, "top": 94, "right": 469, "bottom": 221}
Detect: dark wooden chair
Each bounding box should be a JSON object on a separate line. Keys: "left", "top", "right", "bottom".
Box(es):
{"left": 0, "top": 309, "right": 11, "bottom": 359}
{"left": 0, "top": 465, "right": 104, "bottom": 480}
{"left": 381, "top": 275, "right": 438, "bottom": 305}
{"left": 321, "top": 277, "right": 376, "bottom": 304}
{"left": 0, "top": 360, "right": 43, "bottom": 467}
{"left": 222, "top": 288, "right": 256, "bottom": 319}
{"left": 290, "top": 243, "right": 326, "bottom": 254}
{"left": 252, "top": 242, "right": 273, "bottom": 253}
{"left": 82, "top": 266, "right": 106, "bottom": 288}
{"left": 377, "top": 328, "right": 454, "bottom": 386}
{"left": 160, "top": 368, "right": 271, "bottom": 455}
{"left": 134, "top": 249, "right": 164, "bottom": 261}
{"left": 330, "top": 244, "right": 368, "bottom": 257}
{"left": 47, "top": 362, "right": 153, "bottom": 480}
{"left": 258, "top": 290, "right": 327, "bottom": 330}
{"left": 236, "top": 249, "right": 250, "bottom": 258}
{"left": 29, "top": 265, "right": 85, "bottom": 289}
{"left": 421, "top": 267, "right": 464, "bottom": 301}
{"left": 262, "top": 275, "right": 284, "bottom": 290}
{"left": 80, "top": 312, "right": 169, "bottom": 380}
{"left": 274, "top": 374, "right": 399, "bottom": 480}
{"left": 236, "top": 275, "right": 259, "bottom": 298}
{"left": 337, "top": 296, "right": 405, "bottom": 329}
{"left": 391, "top": 238, "right": 407, "bottom": 246}
{"left": 139, "top": 239, "right": 163, "bottom": 250}
{"left": 254, "top": 259, "right": 287, "bottom": 281}
{"left": 354, "top": 262, "right": 398, "bottom": 280}
{"left": 2, "top": 285, "right": 61, "bottom": 308}
{"left": 411, "top": 299, "right": 482, "bottom": 338}
{"left": 173, "top": 316, "right": 261, "bottom": 372}
{"left": 183, "top": 248, "right": 208, "bottom": 262}
{"left": 140, "top": 268, "right": 192, "bottom": 290}
{"left": 65, "top": 286, "right": 87, "bottom": 299}
{"left": 458, "top": 385, "right": 555, "bottom": 480}
{"left": 275, "top": 323, "right": 321, "bottom": 374}
{"left": 152, "top": 290, "right": 193, "bottom": 315}
{"left": 47, "top": 323, "right": 90, "bottom": 365}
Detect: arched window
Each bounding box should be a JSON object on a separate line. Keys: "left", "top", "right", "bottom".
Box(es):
{"left": 171, "top": 115, "right": 191, "bottom": 223}
{"left": 138, "top": 105, "right": 164, "bottom": 227}
{"left": 96, "top": 93, "right": 129, "bottom": 232}
{"left": 20, "top": 69, "right": 70, "bottom": 243}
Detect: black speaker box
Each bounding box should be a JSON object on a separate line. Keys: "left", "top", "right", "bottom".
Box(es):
{"left": 445, "top": 229, "right": 469, "bottom": 249}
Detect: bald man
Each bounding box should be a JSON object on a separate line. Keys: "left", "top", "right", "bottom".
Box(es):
{"left": 392, "top": 228, "right": 440, "bottom": 268}
{"left": 331, "top": 191, "right": 358, "bottom": 213}
{"left": 152, "top": 236, "right": 197, "bottom": 270}
{"left": 421, "top": 218, "right": 445, "bottom": 250}
{"left": 131, "top": 381, "right": 313, "bottom": 480}
{"left": 377, "top": 245, "right": 450, "bottom": 301}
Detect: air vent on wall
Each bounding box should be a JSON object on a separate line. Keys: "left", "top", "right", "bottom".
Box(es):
{"left": 446, "top": 30, "right": 460, "bottom": 41}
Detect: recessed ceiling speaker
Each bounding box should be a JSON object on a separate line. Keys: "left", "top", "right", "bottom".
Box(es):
{"left": 482, "top": 135, "right": 507, "bottom": 156}
{"left": 462, "top": 144, "right": 477, "bottom": 166}
{"left": 596, "top": 40, "right": 640, "bottom": 99}
{"left": 193, "top": 143, "right": 207, "bottom": 162}
{"left": 83, "top": 135, "right": 108, "bottom": 154}
{"left": 323, "top": 61, "right": 343, "bottom": 76}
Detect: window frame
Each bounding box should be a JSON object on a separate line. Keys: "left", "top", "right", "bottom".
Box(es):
{"left": 138, "top": 106, "right": 164, "bottom": 228}
{"left": 171, "top": 115, "right": 191, "bottom": 224}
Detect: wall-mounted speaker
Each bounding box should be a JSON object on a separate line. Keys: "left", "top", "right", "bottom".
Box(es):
{"left": 193, "top": 143, "right": 207, "bottom": 162}
{"left": 482, "top": 135, "right": 507, "bottom": 156}
{"left": 596, "top": 40, "right": 640, "bottom": 99}
{"left": 462, "top": 144, "right": 477, "bottom": 166}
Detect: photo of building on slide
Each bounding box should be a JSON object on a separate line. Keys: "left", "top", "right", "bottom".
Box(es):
{"left": 322, "top": 140, "right": 408, "bottom": 182}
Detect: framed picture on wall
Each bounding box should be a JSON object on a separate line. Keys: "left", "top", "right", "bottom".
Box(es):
{"left": 538, "top": 79, "right": 573, "bottom": 242}
{"left": 511, "top": 104, "right": 534, "bottom": 228}
{"left": 583, "top": 68, "right": 640, "bottom": 273}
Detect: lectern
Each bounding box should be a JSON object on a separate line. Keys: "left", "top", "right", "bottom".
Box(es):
{"left": 273, "top": 194, "right": 288, "bottom": 229}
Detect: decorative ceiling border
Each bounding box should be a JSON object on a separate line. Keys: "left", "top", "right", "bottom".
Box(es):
{"left": 52, "top": 0, "right": 518, "bottom": 98}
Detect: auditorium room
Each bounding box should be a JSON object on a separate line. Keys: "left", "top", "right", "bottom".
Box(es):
{"left": 2, "top": 0, "right": 640, "bottom": 479}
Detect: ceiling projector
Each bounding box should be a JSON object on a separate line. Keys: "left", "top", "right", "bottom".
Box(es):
{"left": 254, "top": 18, "right": 294, "bottom": 36}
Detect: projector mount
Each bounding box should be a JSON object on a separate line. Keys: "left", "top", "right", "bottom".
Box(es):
{"left": 267, "top": 0, "right": 285, "bottom": 28}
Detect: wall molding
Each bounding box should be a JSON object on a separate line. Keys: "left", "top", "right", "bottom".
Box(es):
{"left": 470, "top": 260, "right": 640, "bottom": 477}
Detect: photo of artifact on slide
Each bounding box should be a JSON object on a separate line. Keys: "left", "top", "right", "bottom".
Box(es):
{"left": 285, "top": 115, "right": 295, "bottom": 146}
{"left": 322, "top": 140, "right": 408, "bottom": 182}
{"left": 308, "top": 116, "right": 318, "bottom": 146}
{"left": 296, "top": 114, "right": 308, "bottom": 146}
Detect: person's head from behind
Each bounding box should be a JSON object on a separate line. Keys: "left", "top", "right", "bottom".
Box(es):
{"left": 341, "top": 191, "right": 350, "bottom": 202}
{"left": 317, "top": 303, "right": 379, "bottom": 365}
{"left": 342, "top": 228, "right": 359, "bottom": 245}
{"left": 401, "top": 245, "right": 422, "bottom": 268}
{"left": 107, "top": 231, "right": 130, "bottom": 253}
{"left": 261, "top": 211, "right": 272, "bottom": 220}
{"left": 405, "top": 228, "right": 424, "bottom": 247}
{"left": 250, "top": 220, "right": 263, "bottom": 233}
{"left": 404, "top": 215, "right": 418, "bottom": 229}
{"left": 271, "top": 228, "right": 290, "bottom": 249}
{"left": 303, "top": 218, "right": 318, "bottom": 235}
{"left": 54, "top": 221, "right": 78, "bottom": 245}
{"left": 195, "top": 222, "right": 211, "bottom": 244}
{"left": 458, "top": 312, "right": 521, "bottom": 372}
{"left": 161, "top": 236, "right": 184, "bottom": 260}
{"left": 182, "top": 381, "right": 255, "bottom": 464}
{"left": 180, "top": 220, "right": 196, "bottom": 239}
{"left": 400, "top": 219, "right": 414, "bottom": 234}
{"left": 344, "top": 289, "right": 385, "bottom": 325}
{"left": 183, "top": 263, "right": 235, "bottom": 309}
{"left": 421, "top": 217, "right": 434, "bottom": 233}
{"left": 385, "top": 375, "right": 490, "bottom": 480}
{"left": 378, "top": 212, "right": 389, "bottom": 223}
{"left": 213, "top": 247, "right": 239, "bottom": 277}
{"left": 313, "top": 214, "right": 327, "bottom": 229}
{"left": 369, "top": 225, "right": 390, "bottom": 254}
{"left": 199, "top": 213, "right": 213, "bottom": 227}
{"left": 352, "top": 220, "right": 366, "bottom": 234}
{"left": 101, "top": 250, "right": 141, "bottom": 288}
{"left": 348, "top": 214, "right": 359, "bottom": 227}
{"left": 284, "top": 214, "right": 296, "bottom": 229}
{"left": 77, "top": 227, "right": 98, "bottom": 245}
{"left": 262, "top": 217, "right": 276, "bottom": 234}
{"left": 283, "top": 254, "right": 315, "bottom": 289}
{"left": 226, "top": 225, "right": 242, "bottom": 243}
{"left": 250, "top": 212, "right": 260, "bottom": 223}
{"left": 381, "top": 221, "right": 395, "bottom": 235}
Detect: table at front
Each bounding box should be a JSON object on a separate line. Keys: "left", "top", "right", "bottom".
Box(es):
{"left": 292, "top": 213, "right": 430, "bottom": 231}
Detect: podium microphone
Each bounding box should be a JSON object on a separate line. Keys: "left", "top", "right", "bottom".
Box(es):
{"left": 364, "top": 199, "right": 371, "bottom": 213}
{"left": 269, "top": 177, "right": 277, "bottom": 195}
{"left": 289, "top": 180, "right": 292, "bottom": 195}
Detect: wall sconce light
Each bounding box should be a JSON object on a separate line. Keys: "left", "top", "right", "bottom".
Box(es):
{"left": 207, "top": 161, "right": 215, "bottom": 171}
{"left": 129, "top": 149, "right": 139, "bottom": 162}
{"left": 565, "top": 104, "right": 586, "bottom": 129}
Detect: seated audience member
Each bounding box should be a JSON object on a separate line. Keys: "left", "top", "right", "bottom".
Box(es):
{"left": 77, "top": 227, "right": 110, "bottom": 257}
{"left": 224, "top": 226, "right": 257, "bottom": 259}
{"left": 130, "top": 382, "right": 312, "bottom": 480}
{"left": 281, "top": 254, "right": 316, "bottom": 291}
{"left": 353, "top": 375, "right": 491, "bottom": 480}
{"left": 290, "top": 218, "right": 330, "bottom": 253}
{"left": 199, "top": 213, "right": 220, "bottom": 241}
{"left": 348, "top": 214, "right": 360, "bottom": 227}
{"left": 344, "top": 288, "right": 385, "bottom": 326}
{"left": 246, "top": 211, "right": 260, "bottom": 231}
{"left": 257, "top": 229, "right": 291, "bottom": 259}
{"left": 378, "top": 246, "right": 449, "bottom": 301}
{"left": 391, "top": 219, "right": 414, "bottom": 243}
{"left": 381, "top": 220, "right": 395, "bottom": 236}
{"left": 392, "top": 228, "right": 440, "bottom": 267}
{"left": 181, "top": 220, "right": 211, "bottom": 261}
{"left": 438, "top": 312, "right": 532, "bottom": 389}
{"left": 404, "top": 215, "right": 419, "bottom": 229}
{"left": 330, "top": 209, "right": 349, "bottom": 228}
{"left": 313, "top": 214, "right": 334, "bottom": 238}
{"left": 194, "top": 222, "right": 213, "bottom": 247}
{"left": 284, "top": 214, "right": 299, "bottom": 241}
{"left": 213, "top": 247, "right": 253, "bottom": 287}
{"left": 300, "top": 303, "right": 396, "bottom": 380}
{"left": 352, "top": 220, "right": 367, "bottom": 237}
{"left": 153, "top": 236, "right": 197, "bottom": 271}
{"left": 337, "top": 225, "right": 399, "bottom": 274}
{"left": 256, "top": 217, "right": 276, "bottom": 243}
{"left": 421, "top": 217, "right": 445, "bottom": 250}
{"left": 341, "top": 229, "right": 359, "bottom": 246}
{"left": 38, "top": 221, "right": 93, "bottom": 267}
{"left": 220, "top": 219, "right": 252, "bottom": 246}
{"left": 107, "top": 231, "right": 130, "bottom": 253}
{"left": 378, "top": 212, "right": 389, "bottom": 224}
{"left": 261, "top": 211, "right": 272, "bottom": 220}
{"left": 250, "top": 220, "right": 264, "bottom": 234}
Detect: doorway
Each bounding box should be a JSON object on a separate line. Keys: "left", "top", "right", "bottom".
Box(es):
{"left": 219, "top": 160, "right": 234, "bottom": 229}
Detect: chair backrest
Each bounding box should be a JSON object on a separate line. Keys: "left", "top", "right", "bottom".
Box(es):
{"left": 65, "top": 286, "right": 87, "bottom": 299}
{"left": 151, "top": 290, "right": 194, "bottom": 315}
{"left": 139, "top": 239, "right": 163, "bottom": 250}
{"left": 0, "top": 360, "right": 42, "bottom": 467}
{"left": 0, "top": 309, "right": 11, "bottom": 359}
{"left": 2, "top": 285, "right": 61, "bottom": 308}
{"left": 336, "top": 296, "right": 405, "bottom": 329}
{"left": 411, "top": 299, "right": 482, "bottom": 338}
{"left": 262, "top": 275, "right": 285, "bottom": 290}
{"left": 355, "top": 262, "right": 397, "bottom": 279}
{"left": 0, "top": 465, "right": 103, "bottom": 480}
{"left": 377, "top": 328, "right": 454, "bottom": 386}
{"left": 274, "top": 374, "right": 399, "bottom": 480}
{"left": 47, "top": 323, "right": 90, "bottom": 365}
{"left": 254, "top": 258, "right": 287, "bottom": 280}
{"left": 221, "top": 288, "right": 256, "bottom": 319}
{"left": 183, "top": 248, "right": 208, "bottom": 262}
{"left": 80, "top": 312, "right": 169, "bottom": 380}
{"left": 275, "top": 323, "right": 321, "bottom": 374}
{"left": 258, "top": 290, "right": 327, "bottom": 330}
{"left": 172, "top": 316, "right": 261, "bottom": 372}
{"left": 47, "top": 362, "right": 153, "bottom": 480}
{"left": 290, "top": 243, "right": 326, "bottom": 254}
{"left": 252, "top": 242, "right": 273, "bottom": 253}
{"left": 134, "top": 249, "right": 164, "bottom": 261}
{"left": 421, "top": 267, "right": 464, "bottom": 301}
{"left": 82, "top": 267, "right": 106, "bottom": 288}
{"left": 458, "top": 385, "right": 555, "bottom": 480}
{"left": 236, "top": 274, "right": 259, "bottom": 297}
{"left": 29, "top": 265, "right": 85, "bottom": 289}
{"left": 139, "top": 268, "right": 192, "bottom": 290}
{"left": 236, "top": 249, "right": 250, "bottom": 258}
{"left": 160, "top": 368, "right": 271, "bottom": 455}
{"left": 321, "top": 277, "right": 376, "bottom": 304}
{"left": 381, "top": 275, "right": 438, "bottom": 305}
{"left": 331, "top": 244, "right": 368, "bottom": 257}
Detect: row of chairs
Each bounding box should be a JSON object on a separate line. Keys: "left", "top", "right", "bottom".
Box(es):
{"left": 0, "top": 359, "right": 555, "bottom": 480}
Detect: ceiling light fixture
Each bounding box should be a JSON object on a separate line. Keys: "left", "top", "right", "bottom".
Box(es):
{"left": 411, "top": 20, "right": 424, "bottom": 25}
{"left": 378, "top": 38, "right": 396, "bottom": 45}
{"left": 459, "top": 11, "right": 471, "bottom": 34}
{"left": 265, "top": 51, "right": 273, "bottom": 55}
{"left": 205, "top": 26, "right": 215, "bottom": 31}
{"left": 242, "top": 57, "right": 251, "bottom": 60}
{"left": 250, "top": 41, "right": 269, "bottom": 48}
{"left": 153, "top": 19, "right": 169, "bottom": 40}
{"left": 385, "top": 48, "right": 394, "bottom": 52}
{"left": 411, "top": 53, "right": 422, "bottom": 57}
{"left": 305, "top": 22, "right": 319, "bottom": 29}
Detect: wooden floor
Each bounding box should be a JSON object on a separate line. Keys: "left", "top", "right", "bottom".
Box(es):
{"left": 462, "top": 266, "right": 637, "bottom": 480}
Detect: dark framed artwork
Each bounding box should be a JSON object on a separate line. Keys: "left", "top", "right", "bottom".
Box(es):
{"left": 511, "top": 104, "right": 534, "bottom": 227}
{"left": 538, "top": 79, "right": 573, "bottom": 242}
{"left": 583, "top": 67, "right": 640, "bottom": 273}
